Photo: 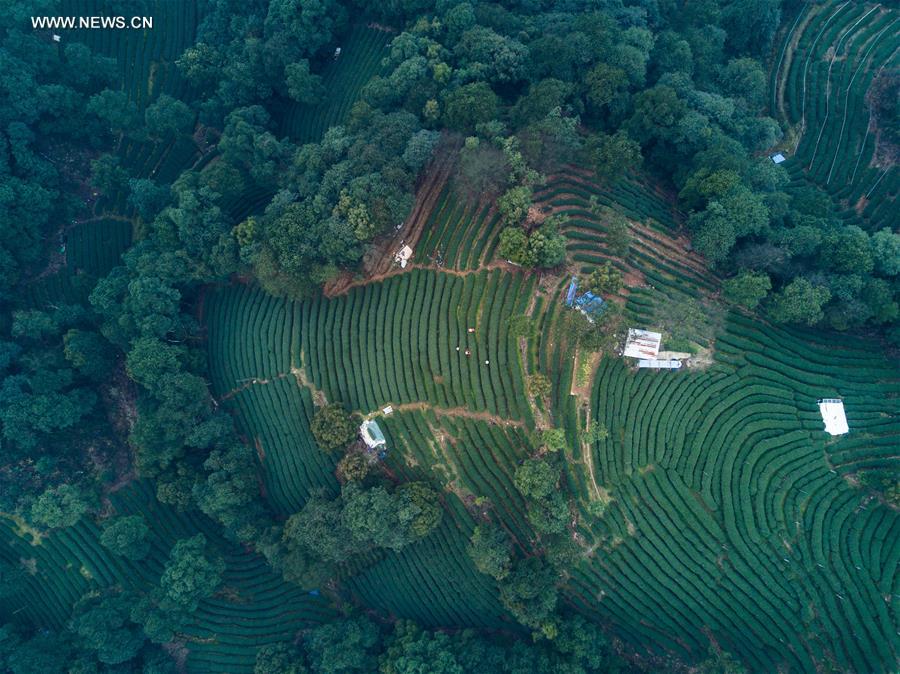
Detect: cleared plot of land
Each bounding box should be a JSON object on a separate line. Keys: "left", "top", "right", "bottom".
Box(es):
{"left": 771, "top": 0, "right": 898, "bottom": 231}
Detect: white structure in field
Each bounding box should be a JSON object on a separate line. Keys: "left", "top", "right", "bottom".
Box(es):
{"left": 818, "top": 399, "right": 848, "bottom": 436}
{"left": 637, "top": 359, "right": 682, "bottom": 369}
{"left": 623, "top": 329, "right": 662, "bottom": 359}
{"left": 360, "top": 419, "right": 386, "bottom": 449}
{"left": 395, "top": 244, "right": 413, "bottom": 268}
{"left": 771, "top": 153, "right": 786, "bottom": 164}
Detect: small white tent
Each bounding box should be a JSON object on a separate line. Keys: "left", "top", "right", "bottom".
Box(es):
{"left": 818, "top": 399, "right": 848, "bottom": 436}
{"left": 771, "top": 153, "right": 786, "bottom": 164}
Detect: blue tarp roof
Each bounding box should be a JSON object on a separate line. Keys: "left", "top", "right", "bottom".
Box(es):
{"left": 574, "top": 291, "right": 606, "bottom": 316}
{"left": 565, "top": 277, "right": 578, "bottom": 306}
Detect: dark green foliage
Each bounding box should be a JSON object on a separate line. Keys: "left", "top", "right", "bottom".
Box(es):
{"left": 254, "top": 643, "right": 308, "bottom": 674}
{"left": 284, "top": 491, "right": 362, "bottom": 563}
{"left": 723, "top": 271, "right": 771, "bottom": 310}
{"left": 310, "top": 404, "right": 356, "bottom": 451}
{"left": 341, "top": 482, "right": 422, "bottom": 552}
{"left": 1, "top": 1, "right": 898, "bottom": 672}
{"left": 100, "top": 515, "right": 151, "bottom": 561}
{"left": 585, "top": 263, "right": 623, "bottom": 296}
{"left": 498, "top": 558, "right": 559, "bottom": 631}
{"left": 158, "top": 534, "right": 225, "bottom": 613}
{"left": 68, "top": 591, "right": 146, "bottom": 665}
{"left": 514, "top": 458, "right": 558, "bottom": 500}
{"left": 29, "top": 483, "right": 90, "bottom": 528}
{"left": 768, "top": 278, "right": 831, "bottom": 326}
{"left": 498, "top": 220, "right": 567, "bottom": 268}
{"left": 396, "top": 481, "right": 442, "bottom": 538}
{"left": 442, "top": 82, "right": 499, "bottom": 132}
{"left": 337, "top": 451, "right": 371, "bottom": 483}
{"left": 467, "top": 524, "right": 512, "bottom": 580}
{"left": 304, "top": 615, "right": 380, "bottom": 674}
{"left": 144, "top": 95, "right": 194, "bottom": 138}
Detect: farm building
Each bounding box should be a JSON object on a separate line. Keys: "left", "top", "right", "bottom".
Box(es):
{"left": 565, "top": 276, "right": 578, "bottom": 305}
{"left": 818, "top": 399, "right": 849, "bottom": 436}
{"left": 623, "top": 329, "right": 662, "bottom": 359}
{"left": 395, "top": 244, "right": 413, "bottom": 268}
{"left": 360, "top": 419, "right": 386, "bottom": 448}
{"left": 637, "top": 358, "right": 682, "bottom": 369}
{"left": 771, "top": 153, "right": 786, "bottom": 164}
{"left": 564, "top": 277, "right": 606, "bottom": 322}
{"left": 574, "top": 292, "right": 606, "bottom": 322}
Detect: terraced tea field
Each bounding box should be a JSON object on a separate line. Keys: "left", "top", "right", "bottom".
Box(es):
{"left": 202, "top": 160, "right": 899, "bottom": 671}
{"left": 772, "top": 0, "right": 899, "bottom": 231}
{"left": 565, "top": 313, "right": 899, "bottom": 672}
{"left": 0, "top": 481, "right": 334, "bottom": 673}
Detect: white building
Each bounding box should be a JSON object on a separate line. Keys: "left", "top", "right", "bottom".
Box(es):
{"left": 771, "top": 153, "right": 786, "bottom": 164}
{"left": 394, "top": 244, "right": 413, "bottom": 268}
{"left": 637, "top": 359, "right": 682, "bottom": 369}
{"left": 360, "top": 419, "right": 386, "bottom": 449}
{"left": 623, "top": 329, "right": 662, "bottom": 359}
{"left": 818, "top": 399, "right": 848, "bottom": 436}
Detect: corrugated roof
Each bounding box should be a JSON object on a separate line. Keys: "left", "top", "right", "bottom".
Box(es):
{"left": 637, "top": 359, "right": 682, "bottom": 369}
{"left": 623, "top": 328, "right": 662, "bottom": 359}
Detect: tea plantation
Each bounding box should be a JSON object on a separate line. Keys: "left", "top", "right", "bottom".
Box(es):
{"left": 1, "top": 0, "right": 898, "bottom": 672}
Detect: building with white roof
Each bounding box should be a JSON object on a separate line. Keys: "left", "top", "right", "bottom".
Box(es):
{"left": 360, "top": 419, "right": 386, "bottom": 448}
{"left": 395, "top": 244, "right": 413, "bottom": 268}
{"left": 818, "top": 399, "right": 848, "bottom": 436}
{"left": 637, "top": 359, "right": 682, "bottom": 369}
{"left": 623, "top": 329, "right": 662, "bottom": 359}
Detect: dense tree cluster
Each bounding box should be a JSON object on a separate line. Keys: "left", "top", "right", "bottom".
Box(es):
{"left": 250, "top": 612, "right": 629, "bottom": 674}
{"left": 268, "top": 480, "right": 442, "bottom": 585}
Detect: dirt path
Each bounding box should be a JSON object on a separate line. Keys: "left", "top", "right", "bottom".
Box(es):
{"left": 323, "top": 136, "right": 461, "bottom": 297}
{"left": 217, "top": 373, "right": 291, "bottom": 401}
{"left": 324, "top": 259, "right": 520, "bottom": 298}
{"left": 367, "top": 401, "right": 526, "bottom": 429}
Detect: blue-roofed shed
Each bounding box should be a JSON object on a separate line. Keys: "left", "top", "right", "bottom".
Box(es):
{"left": 574, "top": 291, "right": 606, "bottom": 322}
{"left": 565, "top": 276, "right": 578, "bottom": 306}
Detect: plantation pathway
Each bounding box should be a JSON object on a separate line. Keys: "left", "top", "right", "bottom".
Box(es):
{"left": 366, "top": 401, "right": 526, "bottom": 429}
{"left": 323, "top": 259, "right": 520, "bottom": 298}
{"left": 323, "top": 136, "right": 461, "bottom": 296}
{"left": 216, "top": 372, "right": 291, "bottom": 401}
